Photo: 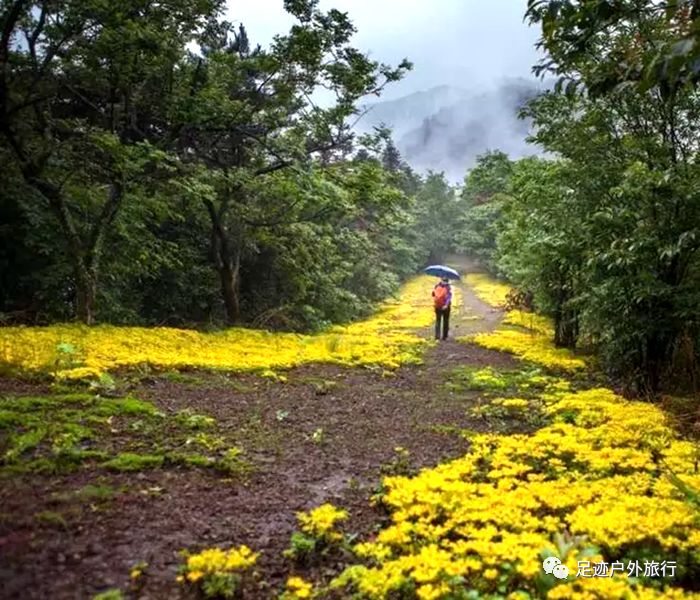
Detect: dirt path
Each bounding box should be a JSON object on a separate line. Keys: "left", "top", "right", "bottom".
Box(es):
{"left": 0, "top": 271, "right": 514, "bottom": 600}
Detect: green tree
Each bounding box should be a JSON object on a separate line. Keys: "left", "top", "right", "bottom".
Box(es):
{"left": 526, "top": 0, "right": 700, "bottom": 96}
{"left": 414, "top": 172, "right": 461, "bottom": 263}
{"left": 456, "top": 151, "right": 513, "bottom": 271}
{"left": 497, "top": 157, "right": 584, "bottom": 348}
{"left": 0, "top": 0, "right": 219, "bottom": 323}
{"left": 515, "top": 1, "right": 700, "bottom": 394}
{"left": 517, "top": 86, "right": 700, "bottom": 393}
{"left": 169, "top": 3, "right": 411, "bottom": 323}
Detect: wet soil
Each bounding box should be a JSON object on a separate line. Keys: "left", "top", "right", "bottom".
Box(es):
{"left": 0, "top": 276, "right": 514, "bottom": 599}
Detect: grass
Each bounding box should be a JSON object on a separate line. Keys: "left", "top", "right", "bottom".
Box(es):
{"left": 53, "top": 484, "right": 120, "bottom": 504}
{"left": 103, "top": 452, "right": 165, "bottom": 472}
{"left": 446, "top": 364, "right": 571, "bottom": 398}
{"left": 174, "top": 408, "right": 216, "bottom": 430}
{"left": 35, "top": 509, "right": 68, "bottom": 529}
{"left": 92, "top": 590, "right": 124, "bottom": 600}
{"left": 0, "top": 391, "right": 253, "bottom": 476}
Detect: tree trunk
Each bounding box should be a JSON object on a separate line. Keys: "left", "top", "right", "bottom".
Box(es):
{"left": 26, "top": 176, "right": 124, "bottom": 324}
{"left": 553, "top": 272, "right": 578, "bottom": 348}
{"left": 205, "top": 198, "right": 242, "bottom": 324}
{"left": 554, "top": 309, "right": 578, "bottom": 348}
{"left": 75, "top": 266, "right": 97, "bottom": 325}
{"left": 219, "top": 250, "right": 241, "bottom": 324}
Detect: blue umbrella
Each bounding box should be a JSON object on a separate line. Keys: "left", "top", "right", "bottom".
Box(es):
{"left": 424, "top": 265, "right": 460, "bottom": 280}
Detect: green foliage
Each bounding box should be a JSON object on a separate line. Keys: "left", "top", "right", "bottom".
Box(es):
{"left": 175, "top": 409, "right": 216, "bottom": 430}
{"left": 496, "top": 157, "right": 584, "bottom": 348}
{"left": 214, "top": 447, "right": 252, "bottom": 475}
{"left": 0, "top": 392, "right": 249, "bottom": 475}
{"left": 35, "top": 510, "right": 68, "bottom": 529}
{"left": 54, "top": 484, "right": 119, "bottom": 504}
{"left": 284, "top": 531, "right": 318, "bottom": 564}
{"left": 380, "top": 446, "right": 414, "bottom": 477}
{"left": 414, "top": 172, "right": 463, "bottom": 263}
{"left": 457, "top": 151, "right": 513, "bottom": 271}
{"left": 526, "top": 0, "right": 700, "bottom": 97}
{"left": 103, "top": 453, "right": 165, "bottom": 472}
{"left": 0, "top": 0, "right": 426, "bottom": 331}
{"left": 454, "top": 4, "right": 700, "bottom": 395}
{"left": 92, "top": 590, "right": 125, "bottom": 600}
{"left": 447, "top": 365, "right": 568, "bottom": 398}
{"left": 521, "top": 2, "right": 700, "bottom": 392}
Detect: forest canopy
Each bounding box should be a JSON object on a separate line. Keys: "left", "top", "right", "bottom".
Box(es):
{"left": 459, "top": 0, "right": 700, "bottom": 395}
{"left": 0, "top": 0, "right": 449, "bottom": 331}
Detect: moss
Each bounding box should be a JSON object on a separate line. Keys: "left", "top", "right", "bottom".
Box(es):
{"left": 51, "top": 448, "right": 108, "bottom": 471}
{"left": 35, "top": 510, "right": 68, "bottom": 529}
{"left": 11, "top": 450, "right": 109, "bottom": 475}
{"left": 102, "top": 452, "right": 165, "bottom": 472}
{"left": 215, "top": 447, "right": 253, "bottom": 475}
{"left": 52, "top": 393, "right": 96, "bottom": 404}
{"left": 429, "top": 424, "right": 472, "bottom": 437}
{"left": 53, "top": 484, "right": 119, "bottom": 504}
{"left": 3, "top": 427, "right": 47, "bottom": 463}
{"left": 174, "top": 408, "right": 216, "bottom": 429}
{"left": 0, "top": 409, "right": 27, "bottom": 429}
{"left": 54, "top": 421, "right": 93, "bottom": 440}
{"left": 77, "top": 484, "right": 119, "bottom": 500}
{"left": 93, "top": 396, "right": 159, "bottom": 417}
{"left": 92, "top": 590, "right": 124, "bottom": 600}
{"left": 2, "top": 396, "right": 53, "bottom": 412}
{"left": 1, "top": 391, "right": 250, "bottom": 477}
{"left": 161, "top": 370, "right": 201, "bottom": 384}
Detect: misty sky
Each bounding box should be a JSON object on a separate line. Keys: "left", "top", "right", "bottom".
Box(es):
{"left": 225, "top": 0, "right": 542, "bottom": 100}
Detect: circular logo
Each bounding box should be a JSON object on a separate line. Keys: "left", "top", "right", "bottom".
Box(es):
{"left": 542, "top": 557, "right": 569, "bottom": 580}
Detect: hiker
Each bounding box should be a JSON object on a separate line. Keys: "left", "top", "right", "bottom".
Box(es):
{"left": 432, "top": 276, "right": 452, "bottom": 340}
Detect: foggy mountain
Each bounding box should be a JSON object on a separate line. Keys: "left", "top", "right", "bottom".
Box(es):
{"left": 356, "top": 78, "right": 548, "bottom": 181}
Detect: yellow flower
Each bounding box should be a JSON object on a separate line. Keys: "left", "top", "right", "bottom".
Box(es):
{"left": 297, "top": 503, "right": 348, "bottom": 539}
{"left": 284, "top": 576, "right": 314, "bottom": 599}
{"left": 467, "top": 327, "right": 586, "bottom": 371}
{"left": 466, "top": 274, "right": 512, "bottom": 307}
{"left": 0, "top": 275, "right": 444, "bottom": 379}
{"left": 183, "top": 545, "right": 258, "bottom": 579}
{"left": 332, "top": 382, "right": 700, "bottom": 599}
{"left": 500, "top": 398, "right": 529, "bottom": 410}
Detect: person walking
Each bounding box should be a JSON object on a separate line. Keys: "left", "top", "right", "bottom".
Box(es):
{"left": 432, "top": 276, "right": 452, "bottom": 340}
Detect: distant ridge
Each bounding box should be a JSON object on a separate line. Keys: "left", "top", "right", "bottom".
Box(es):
{"left": 356, "top": 78, "right": 549, "bottom": 181}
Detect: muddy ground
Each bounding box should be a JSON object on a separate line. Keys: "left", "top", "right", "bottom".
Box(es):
{"left": 0, "top": 277, "right": 516, "bottom": 599}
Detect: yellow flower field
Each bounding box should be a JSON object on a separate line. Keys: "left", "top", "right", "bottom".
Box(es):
{"left": 0, "top": 276, "right": 441, "bottom": 380}
{"left": 332, "top": 386, "right": 700, "bottom": 600}
{"left": 326, "top": 272, "right": 700, "bottom": 599}
{"left": 466, "top": 273, "right": 512, "bottom": 308}
{"left": 465, "top": 276, "right": 586, "bottom": 371}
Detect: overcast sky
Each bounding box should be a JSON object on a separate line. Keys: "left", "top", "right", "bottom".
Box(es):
{"left": 225, "top": 0, "right": 543, "bottom": 100}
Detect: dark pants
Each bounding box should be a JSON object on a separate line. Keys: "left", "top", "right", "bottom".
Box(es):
{"left": 435, "top": 306, "right": 450, "bottom": 340}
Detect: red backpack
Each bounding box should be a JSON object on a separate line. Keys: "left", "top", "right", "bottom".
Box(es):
{"left": 433, "top": 284, "right": 449, "bottom": 309}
